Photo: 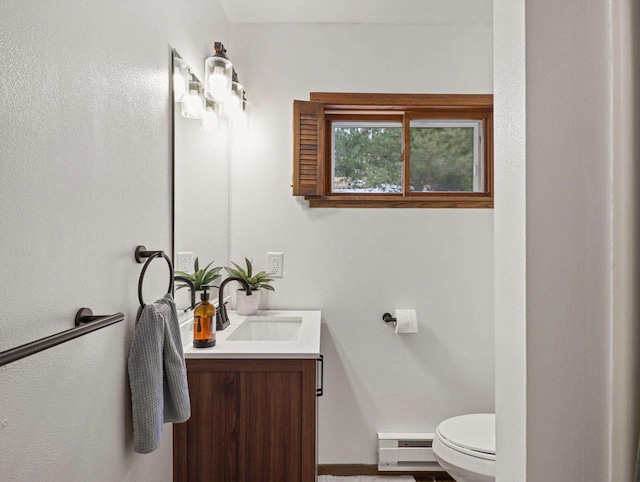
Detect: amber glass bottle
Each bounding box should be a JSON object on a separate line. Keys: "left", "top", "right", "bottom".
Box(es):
{"left": 193, "top": 285, "right": 216, "bottom": 348}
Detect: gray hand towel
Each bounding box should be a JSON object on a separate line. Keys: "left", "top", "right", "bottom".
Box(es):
{"left": 128, "top": 294, "right": 190, "bottom": 454}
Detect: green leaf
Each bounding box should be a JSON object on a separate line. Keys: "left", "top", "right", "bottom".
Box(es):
{"left": 194, "top": 257, "right": 200, "bottom": 272}
{"left": 202, "top": 269, "right": 221, "bottom": 285}
{"left": 261, "top": 285, "right": 275, "bottom": 292}
{"left": 230, "top": 261, "right": 247, "bottom": 278}
{"left": 225, "top": 267, "right": 242, "bottom": 279}
{"left": 202, "top": 260, "right": 214, "bottom": 273}
{"left": 245, "top": 257, "right": 253, "bottom": 277}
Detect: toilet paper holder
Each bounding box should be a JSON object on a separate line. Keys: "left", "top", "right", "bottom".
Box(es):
{"left": 382, "top": 313, "right": 397, "bottom": 324}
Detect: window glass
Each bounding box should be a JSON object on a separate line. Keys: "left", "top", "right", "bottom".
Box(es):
{"left": 409, "top": 120, "right": 483, "bottom": 192}
{"left": 331, "top": 121, "right": 403, "bottom": 193}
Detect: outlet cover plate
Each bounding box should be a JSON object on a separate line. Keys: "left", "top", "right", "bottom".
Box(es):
{"left": 176, "top": 252, "right": 194, "bottom": 273}
{"left": 266, "top": 252, "right": 283, "bottom": 278}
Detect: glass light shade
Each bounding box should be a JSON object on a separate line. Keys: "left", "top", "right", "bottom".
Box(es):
{"left": 219, "top": 81, "right": 244, "bottom": 119}
{"left": 200, "top": 105, "right": 220, "bottom": 132}
{"left": 204, "top": 56, "right": 233, "bottom": 102}
{"left": 181, "top": 89, "right": 205, "bottom": 119}
{"left": 173, "top": 57, "right": 189, "bottom": 102}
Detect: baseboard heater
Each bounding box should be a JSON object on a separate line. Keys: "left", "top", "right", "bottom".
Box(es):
{"left": 377, "top": 432, "right": 443, "bottom": 472}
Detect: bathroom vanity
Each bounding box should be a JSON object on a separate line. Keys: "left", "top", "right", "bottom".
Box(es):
{"left": 173, "top": 310, "right": 322, "bottom": 482}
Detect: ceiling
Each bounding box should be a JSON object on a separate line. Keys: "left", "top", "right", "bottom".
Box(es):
{"left": 219, "top": 0, "right": 493, "bottom": 25}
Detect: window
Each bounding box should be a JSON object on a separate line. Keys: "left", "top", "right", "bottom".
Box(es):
{"left": 292, "top": 93, "right": 493, "bottom": 208}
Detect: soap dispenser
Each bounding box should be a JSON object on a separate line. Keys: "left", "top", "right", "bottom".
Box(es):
{"left": 193, "top": 285, "right": 216, "bottom": 348}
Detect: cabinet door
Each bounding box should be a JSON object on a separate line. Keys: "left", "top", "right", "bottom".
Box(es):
{"left": 174, "top": 359, "right": 317, "bottom": 482}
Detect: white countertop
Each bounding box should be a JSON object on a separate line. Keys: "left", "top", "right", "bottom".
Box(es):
{"left": 181, "top": 310, "right": 321, "bottom": 359}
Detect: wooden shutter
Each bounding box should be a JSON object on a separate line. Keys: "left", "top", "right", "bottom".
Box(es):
{"left": 293, "top": 100, "right": 324, "bottom": 196}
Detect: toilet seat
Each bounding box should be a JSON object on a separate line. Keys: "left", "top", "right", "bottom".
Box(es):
{"left": 436, "top": 413, "right": 495, "bottom": 461}
{"left": 433, "top": 414, "right": 496, "bottom": 482}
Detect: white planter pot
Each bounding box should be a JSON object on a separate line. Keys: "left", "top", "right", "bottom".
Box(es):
{"left": 236, "top": 289, "right": 259, "bottom": 315}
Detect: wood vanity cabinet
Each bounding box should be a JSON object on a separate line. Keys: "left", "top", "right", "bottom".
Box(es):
{"left": 173, "top": 358, "right": 319, "bottom": 482}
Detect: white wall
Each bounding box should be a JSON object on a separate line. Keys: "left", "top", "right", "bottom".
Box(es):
{"left": 611, "top": 1, "right": 640, "bottom": 479}
{"left": 525, "top": 0, "right": 612, "bottom": 480}
{"left": 228, "top": 22, "right": 494, "bottom": 464}
{"left": 493, "top": 0, "right": 527, "bottom": 480}
{"left": 0, "top": 1, "right": 228, "bottom": 480}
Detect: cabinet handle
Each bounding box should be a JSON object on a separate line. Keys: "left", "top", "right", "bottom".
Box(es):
{"left": 316, "top": 355, "right": 324, "bottom": 397}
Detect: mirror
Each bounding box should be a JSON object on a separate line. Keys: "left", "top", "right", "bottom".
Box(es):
{"left": 172, "top": 50, "right": 229, "bottom": 311}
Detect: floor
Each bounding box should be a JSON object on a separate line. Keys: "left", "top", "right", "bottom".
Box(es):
{"left": 415, "top": 478, "right": 454, "bottom": 482}
{"left": 318, "top": 477, "right": 452, "bottom": 482}
{"left": 317, "top": 466, "right": 454, "bottom": 481}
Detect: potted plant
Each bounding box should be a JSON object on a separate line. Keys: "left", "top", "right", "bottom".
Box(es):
{"left": 175, "top": 258, "right": 222, "bottom": 302}
{"left": 225, "top": 258, "right": 274, "bottom": 315}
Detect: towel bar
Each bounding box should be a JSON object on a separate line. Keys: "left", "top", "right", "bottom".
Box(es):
{"left": 0, "top": 309, "right": 124, "bottom": 367}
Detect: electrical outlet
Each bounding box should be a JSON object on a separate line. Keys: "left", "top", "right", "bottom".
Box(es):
{"left": 176, "top": 252, "right": 194, "bottom": 273}
{"left": 266, "top": 252, "right": 283, "bottom": 278}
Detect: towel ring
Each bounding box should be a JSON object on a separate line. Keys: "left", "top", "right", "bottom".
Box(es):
{"left": 135, "top": 245, "right": 174, "bottom": 307}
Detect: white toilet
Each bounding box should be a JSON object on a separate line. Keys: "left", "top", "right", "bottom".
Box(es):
{"left": 432, "top": 413, "right": 495, "bottom": 482}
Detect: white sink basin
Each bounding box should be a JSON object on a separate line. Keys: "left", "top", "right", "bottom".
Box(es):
{"left": 226, "top": 316, "right": 303, "bottom": 341}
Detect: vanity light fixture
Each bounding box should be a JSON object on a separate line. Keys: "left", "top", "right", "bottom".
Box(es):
{"left": 204, "top": 42, "right": 233, "bottom": 102}
{"left": 173, "top": 55, "right": 190, "bottom": 102}
{"left": 198, "top": 42, "right": 249, "bottom": 128}
{"left": 181, "top": 80, "right": 205, "bottom": 119}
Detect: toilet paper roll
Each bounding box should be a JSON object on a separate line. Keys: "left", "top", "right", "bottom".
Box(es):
{"left": 394, "top": 309, "right": 418, "bottom": 334}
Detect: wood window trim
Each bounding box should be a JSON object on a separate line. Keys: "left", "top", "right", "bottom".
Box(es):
{"left": 293, "top": 93, "right": 493, "bottom": 208}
